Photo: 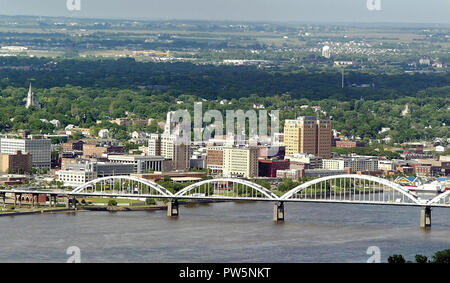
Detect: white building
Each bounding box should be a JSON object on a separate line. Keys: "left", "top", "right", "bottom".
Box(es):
{"left": 0, "top": 136, "right": 51, "bottom": 169}
{"left": 107, "top": 155, "right": 167, "bottom": 173}
{"left": 322, "top": 157, "right": 378, "bottom": 173}
{"left": 56, "top": 169, "right": 97, "bottom": 187}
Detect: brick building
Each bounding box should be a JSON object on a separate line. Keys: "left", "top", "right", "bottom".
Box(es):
{"left": 0, "top": 151, "right": 32, "bottom": 174}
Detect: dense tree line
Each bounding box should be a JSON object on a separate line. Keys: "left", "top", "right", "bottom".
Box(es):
{"left": 0, "top": 58, "right": 448, "bottom": 143}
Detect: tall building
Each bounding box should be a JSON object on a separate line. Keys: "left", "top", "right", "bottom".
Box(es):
{"left": 284, "top": 116, "right": 332, "bottom": 159}
{"left": 0, "top": 136, "right": 51, "bottom": 169}
{"left": 223, "top": 147, "right": 259, "bottom": 178}
{"left": 206, "top": 146, "right": 224, "bottom": 174}
{"left": 148, "top": 134, "right": 161, "bottom": 156}
{"left": 25, "top": 83, "right": 40, "bottom": 109}
{"left": 160, "top": 133, "right": 190, "bottom": 171}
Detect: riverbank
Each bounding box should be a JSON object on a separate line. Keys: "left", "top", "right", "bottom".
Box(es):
{"left": 0, "top": 199, "right": 227, "bottom": 217}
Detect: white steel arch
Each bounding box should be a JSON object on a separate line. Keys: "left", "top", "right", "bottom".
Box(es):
{"left": 280, "top": 174, "right": 422, "bottom": 205}
{"left": 71, "top": 176, "right": 173, "bottom": 197}
{"left": 175, "top": 178, "right": 279, "bottom": 200}
{"left": 427, "top": 190, "right": 450, "bottom": 206}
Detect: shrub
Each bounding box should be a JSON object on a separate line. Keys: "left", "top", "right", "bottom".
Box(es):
{"left": 146, "top": 198, "right": 156, "bottom": 205}
{"left": 107, "top": 199, "right": 118, "bottom": 207}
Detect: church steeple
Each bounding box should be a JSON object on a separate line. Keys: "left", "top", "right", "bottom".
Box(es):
{"left": 25, "top": 83, "right": 40, "bottom": 109}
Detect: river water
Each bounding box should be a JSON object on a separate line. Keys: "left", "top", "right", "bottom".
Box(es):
{"left": 0, "top": 202, "right": 449, "bottom": 263}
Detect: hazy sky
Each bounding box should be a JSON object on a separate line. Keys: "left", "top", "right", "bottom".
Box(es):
{"left": 0, "top": 0, "right": 449, "bottom": 24}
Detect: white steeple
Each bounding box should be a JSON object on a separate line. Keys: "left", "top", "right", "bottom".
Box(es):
{"left": 25, "top": 83, "right": 40, "bottom": 109}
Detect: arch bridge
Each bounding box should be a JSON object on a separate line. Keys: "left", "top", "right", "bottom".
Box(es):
{"left": 1, "top": 174, "right": 448, "bottom": 228}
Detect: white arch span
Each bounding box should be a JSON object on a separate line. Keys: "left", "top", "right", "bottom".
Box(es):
{"left": 427, "top": 190, "right": 450, "bottom": 206}
{"left": 71, "top": 176, "right": 173, "bottom": 197}
{"left": 175, "top": 178, "right": 279, "bottom": 200}
{"left": 279, "top": 174, "right": 423, "bottom": 205}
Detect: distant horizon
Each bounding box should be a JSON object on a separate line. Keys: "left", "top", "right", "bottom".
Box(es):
{"left": 0, "top": 0, "right": 448, "bottom": 25}
{"left": 1, "top": 13, "right": 450, "bottom": 28}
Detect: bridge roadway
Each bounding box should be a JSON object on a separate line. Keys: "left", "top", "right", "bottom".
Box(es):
{"left": 0, "top": 174, "right": 448, "bottom": 228}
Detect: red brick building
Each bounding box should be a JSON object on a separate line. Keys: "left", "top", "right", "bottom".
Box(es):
{"left": 258, "top": 159, "right": 290, "bottom": 177}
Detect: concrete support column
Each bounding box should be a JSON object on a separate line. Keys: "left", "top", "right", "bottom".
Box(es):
{"left": 14, "top": 193, "right": 17, "bottom": 206}
{"left": 273, "top": 201, "right": 285, "bottom": 222}
{"left": 53, "top": 195, "right": 57, "bottom": 207}
{"left": 420, "top": 206, "right": 432, "bottom": 228}
{"left": 1, "top": 193, "right": 5, "bottom": 207}
{"left": 18, "top": 193, "right": 22, "bottom": 208}
{"left": 31, "top": 194, "right": 35, "bottom": 208}
{"left": 167, "top": 199, "right": 179, "bottom": 217}
{"left": 65, "top": 196, "right": 70, "bottom": 209}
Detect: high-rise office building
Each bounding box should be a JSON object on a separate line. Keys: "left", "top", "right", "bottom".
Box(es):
{"left": 160, "top": 133, "right": 190, "bottom": 171}
{"left": 223, "top": 147, "right": 259, "bottom": 178}
{"left": 284, "top": 116, "right": 332, "bottom": 159}
{"left": 148, "top": 134, "right": 161, "bottom": 156}
{"left": 0, "top": 135, "right": 51, "bottom": 169}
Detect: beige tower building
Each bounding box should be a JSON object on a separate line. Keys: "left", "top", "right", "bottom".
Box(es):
{"left": 223, "top": 147, "right": 259, "bottom": 178}
{"left": 284, "top": 116, "right": 332, "bottom": 159}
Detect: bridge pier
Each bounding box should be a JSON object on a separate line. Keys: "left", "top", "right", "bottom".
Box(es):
{"left": 1, "top": 193, "right": 5, "bottom": 207}
{"left": 420, "top": 206, "right": 431, "bottom": 228}
{"left": 167, "top": 199, "right": 179, "bottom": 217}
{"left": 273, "top": 201, "right": 285, "bottom": 222}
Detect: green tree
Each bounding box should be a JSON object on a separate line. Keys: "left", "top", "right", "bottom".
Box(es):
{"left": 388, "top": 254, "right": 406, "bottom": 264}
{"left": 415, "top": 254, "right": 428, "bottom": 264}
{"left": 432, "top": 249, "right": 450, "bottom": 264}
